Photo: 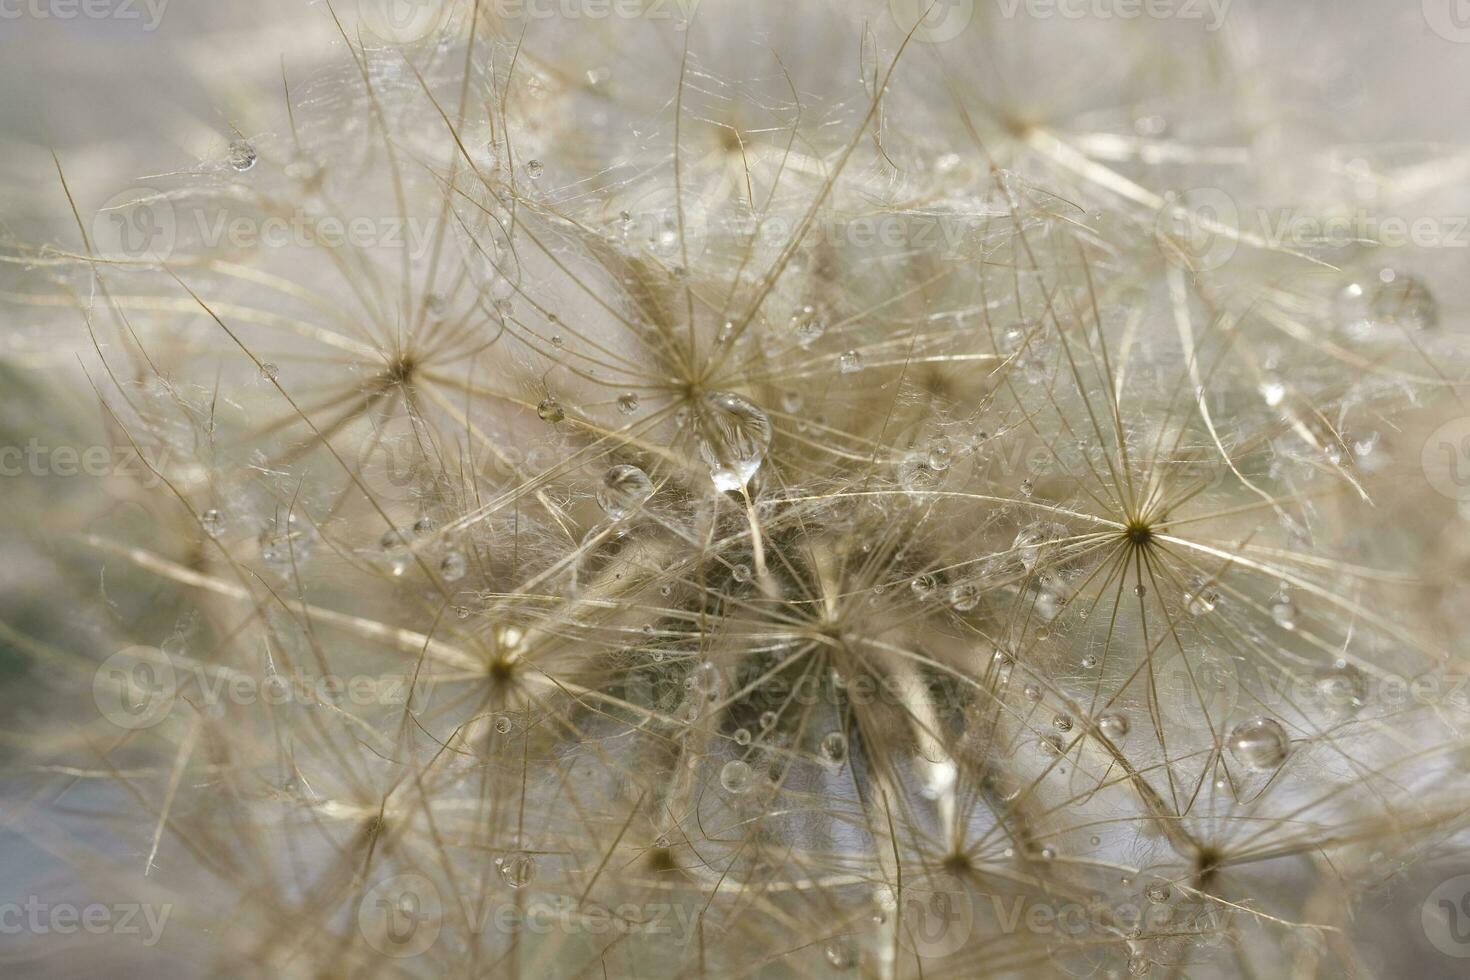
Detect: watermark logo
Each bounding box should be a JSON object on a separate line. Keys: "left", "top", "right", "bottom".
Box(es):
{"left": 358, "top": 0, "right": 450, "bottom": 44}
{"left": 92, "top": 645, "right": 411, "bottom": 730}
{"left": 359, "top": 875, "right": 443, "bottom": 958}
{"left": 0, "top": 897, "right": 172, "bottom": 946}
{"left": 896, "top": 872, "right": 974, "bottom": 958}
{"left": 1422, "top": 417, "right": 1470, "bottom": 502}
{"left": 890, "top": 0, "right": 976, "bottom": 44}
{"left": 92, "top": 189, "right": 176, "bottom": 264}
{"left": 1423, "top": 874, "right": 1470, "bottom": 958}
{"left": 992, "top": 0, "right": 1230, "bottom": 31}
{"left": 1154, "top": 187, "right": 1238, "bottom": 272}
{"left": 93, "top": 646, "right": 177, "bottom": 730}
{"left": 0, "top": 0, "right": 170, "bottom": 30}
{"left": 1424, "top": 0, "right": 1470, "bottom": 43}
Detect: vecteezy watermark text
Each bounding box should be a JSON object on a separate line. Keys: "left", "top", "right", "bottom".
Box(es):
{"left": 0, "top": 897, "right": 171, "bottom": 947}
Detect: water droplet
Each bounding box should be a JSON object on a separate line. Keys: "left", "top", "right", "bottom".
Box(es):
{"left": 759, "top": 710, "right": 777, "bottom": 730}
{"left": 695, "top": 391, "right": 771, "bottom": 493}
{"left": 824, "top": 939, "right": 855, "bottom": 968}
{"left": 1228, "top": 717, "right": 1290, "bottom": 771}
{"left": 439, "top": 550, "right": 467, "bottom": 581}
{"left": 1052, "top": 713, "right": 1073, "bottom": 733}
{"left": 227, "top": 139, "right": 257, "bottom": 172}
{"left": 1023, "top": 685, "right": 1042, "bottom": 702}
{"left": 494, "top": 714, "right": 513, "bottom": 734}
{"left": 838, "top": 349, "right": 863, "bottom": 374}
{"left": 1270, "top": 593, "right": 1296, "bottom": 630}
{"left": 1145, "top": 880, "right": 1171, "bottom": 903}
{"left": 537, "top": 396, "right": 565, "bottom": 423}
{"left": 731, "top": 563, "right": 751, "bottom": 583}
{"left": 1097, "top": 713, "right": 1130, "bottom": 739}
{"left": 719, "top": 759, "right": 752, "bottom": 794}
{"left": 1013, "top": 521, "right": 1067, "bottom": 571}
{"left": 820, "top": 731, "right": 848, "bottom": 764}
{"left": 733, "top": 728, "right": 751, "bottom": 746}
{"left": 690, "top": 661, "right": 721, "bottom": 696}
{"left": 927, "top": 436, "right": 954, "bottom": 471}
{"left": 1127, "top": 952, "right": 1152, "bottom": 976}
{"left": 1314, "top": 661, "right": 1367, "bottom": 713}
{"left": 596, "top": 464, "right": 654, "bottom": 519}
{"left": 948, "top": 582, "right": 979, "bottom": 612}
{"left": 1019, "top": 479, "right": 1034, "bottom": 497}
{"left": 499, "top": 853, "right": 536, "bottom": 888}
{"left": 911, "top": 573, "right": 937, "bottom": 599}
{"left": 200, "top": 508, "right": 225, "bottom": 539}
{"left": 790, "top": 304, "right": 825, "bottom": 347}
{"left": 259, "top": 513, "right": 316, "bottom": 573}
{"left": 525, "top": 159, "right": 544, "bottom": 179}
{"left": 1133, "top": 583, "right": 1147, "bottom": 598}
{"left": 380, "top": 527, "right": 412, "bottom": 576}
{"left": 259, "top": 362, "right": 279, "bottom": 381}
{"left": 1186, "top": 586, "right": 1218, "bottom": 616}
{"left": 1369, "top": 271, "right": 1437, "bottom": 331}
{"left": 897, "top": 452, "right": 942, "bottom": 496}
{"left": 617, "top": 393, "right": 640, "bottom": 415}
{"left": 1081, "top": 654, "right": 1098, "bottom": 670}
{"left": 1259, "top": 378, "right": 1286, "bottom": 407}
{"left": 412, "top": 515, "right": 436, "bottom": 536}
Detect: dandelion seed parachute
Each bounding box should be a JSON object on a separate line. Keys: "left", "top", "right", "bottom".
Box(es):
{"left": 2, "top": 2, "right": 1470, "bottom": 978}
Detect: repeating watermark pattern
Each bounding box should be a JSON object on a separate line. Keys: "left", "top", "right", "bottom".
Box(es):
{"left": 994, "top": 0, "right": 1230, "bottom": 30}
{"left": 93, "top": 645, "right": 411, "bottom": 731}
{"left": 0, "top": 897, "right": 172, "bottom": 947}
{"left": 92, "top": 191, "right": 446, "bottom": 266}
{"left": 1423, "top": 0, "right": 1470, "bottom": 43}
{"left": 0, "top": 0, "right": 168, "bottom": 30}
{"left": 1422, "top": 874, "right": 1470, "bottom": 959}
{"left": 0, "top": 440, "right": 169, "bottom": 486}
{"left": 357, "top": 0, "right": 452, "bottom": 44}
{"left": 1422, "top": 417, "right": 1470, "bottom": 502}
{"left": 896, "top": 873, "right": 975, "bottom": 958}
{"left": 359, "top": 876, "right": 443, "bottom": 958}
{"left": 1155, "top": 188, "right": 1470, "bottom": 272}
{"left": 889, "top": 0, "right": 976, "bottom": 44}
{"left": 357, "top": 876, "right": 704, "bottom": 957}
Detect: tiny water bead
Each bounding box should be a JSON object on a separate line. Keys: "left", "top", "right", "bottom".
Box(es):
{"left": 731, "top": 563, "right": 752, "bottom": 583}
{"left": 910, "top": 573, "right": 938, "bottom": 599}
{"left": 1081, "top": 654, "right": 1098, "bottom": 670}
{"left": 1013, "top": 521, "right": 1067, "bottom": 571}
{"left": 227, "top": 139, "right": 257, "bottom": 172}
{"left": 259, "top": 513, "right": 316, "bottom": 572}
{"left": 720, "top": 759, "right": 753, "bottom": 794}
{"left": 1369, "top": 271, "right": 1438, "bottom": 332}
{"left": 790, "top": 304, "right": 825, "bottom": 346}
{"left": 1145, "top": 880, "right": 1172, "bottom": 903}
{"left": 819, "top": 731, "right": 848, "bottom": 765}
{"left": 617, "top": 392, "right": 639, "bottom": 415}
{"left": 695, "top": 391, "right": 772, "bottom": 493}
{"left": 1314, "top": 661, "right": 1367, "bottom": 713}
{"left": 200, "top": 508, "right": 226, "bottom": 539}
{"left": 759, "top": 710, "right": 778, "bottom": 730}
{"left": 536, "top": 396, "right": 565, "bottom": 423}
{"left": 927, "top": 436, "right": 954, "bottom": 472}
{"left": 1228, "top": 717, "right": 1290, "bottom": 771}
{"left": 379, "top": 527, "right": 412, "bottom": 576}
{"left": 1185, "top": 586, "right": 1219, "bottom": 616}
{"left": 948, "top": 582, "right": 979, "bottom": 612}
{"left": 596, "top": 464, "right": 654, "bottom": 519}
{"left": 525, "top": 159, "right": 545, "bottom": 178}
{"left": 494, "top": 715, "right": 513, "bottom": 734}
{"left": 838, "top": 349, "right": 863, "bottom": 374}
{"left": 1097, "top": 712, "right": 1130, "bottom": 739}
{"left": 498, "top": 853, "right": 536, "bottom": 888}
{"left": 439, "top": 550, "right": 467, "bottom": 581}
{"left": 733, "top": 728, "right": 752, "bottom": 746}
{"left": 1052, "top": 713, "right": 1073, "bottom": 733}
{"left": 1270, "top": 593, "right": 1296, "bottom": 630}
{"left": 259, "top": 362, "right": 279, "bottom": 381}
